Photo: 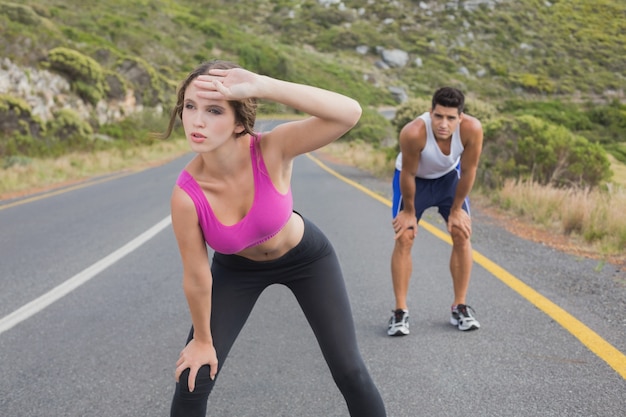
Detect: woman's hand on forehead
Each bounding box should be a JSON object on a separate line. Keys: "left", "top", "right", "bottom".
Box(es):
{"left": 195, "top": 68, "right": 259, "bottom": 101}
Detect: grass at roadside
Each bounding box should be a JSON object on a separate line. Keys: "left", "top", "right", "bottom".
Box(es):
{"left": 485, "top": 180, "right": 626, "bottom": 263}
{"left": 319, "top": 140, "right": 396, "bottom": 180}
{"left": 0, "top": 138, "right": 189, "bottom": 199}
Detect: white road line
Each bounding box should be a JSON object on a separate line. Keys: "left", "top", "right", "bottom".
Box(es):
{"left": 0, "top": 216, "right": 172, "bottom": 336}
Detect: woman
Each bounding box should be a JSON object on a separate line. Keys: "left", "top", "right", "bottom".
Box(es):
{"left": 164, "top": 60, "right": 386, "bottom": 417}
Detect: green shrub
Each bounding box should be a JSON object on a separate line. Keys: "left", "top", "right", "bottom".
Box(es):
{"left": 0, "top": 2, "right": 41, "bottom": 25}
{"left": 392, "top": 97, "right": 431, "bottom": 134}
{"left": 0, "top": 95, "right": 44, "bottom": 155}
{"left": 0, "top": 94, "right": 44, "bottom": 139}
{"left": 1, "top": 133, "right": 42, "bottom": 157}
{"left": 605, "top": 142, "right": 626, "bottom": 164}
{"left": 47, "top": 109, "right": 93, "bottom": 140}
{"left": 104, "top": 71, "right": 128, "bottom": 100}
{"left": 236, "top": 43, "right": 290, "bottom": 80}
{"left": 480, "top": 115, "right": 612, "bottom": 189}
{"left": 585, "top": 100, "right": 626, "bottom": 148}
{"left": 47, "top": 47, "right": 107, "bottom": 105}
{"left": 464, "top": 98, "right": 498, "bottom": 123}
{"left": 115, "top": 56, "right": 174, "bottom": 107}
{"left": 511, "top": 73, "right": 555, "bottom": 94}
{"left": 501, "top": 99, "right": 594, "bottom": 131}
{"left": 586, "top": 100, "right": 626, "bottom": 128}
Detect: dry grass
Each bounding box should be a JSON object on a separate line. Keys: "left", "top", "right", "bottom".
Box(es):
{"left": 319, "top": 141, "right": 396, "bottom": 179}
{"left": 469, "top": 155, "right": 626, "bottom": 266}
{"left": 0, "top": 138, "right": 189, "bottom": 199}
{"left": 492, "top": 180, "right": 626, "bottom": 257}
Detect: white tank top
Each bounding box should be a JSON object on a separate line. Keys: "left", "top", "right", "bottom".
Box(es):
{"left": 395, "top": 112, "right": 464, "bottom": 179}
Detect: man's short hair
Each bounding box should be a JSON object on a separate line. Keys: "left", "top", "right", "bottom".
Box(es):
{"left": 432, "top": 87, "right": 465, "bottom": 114}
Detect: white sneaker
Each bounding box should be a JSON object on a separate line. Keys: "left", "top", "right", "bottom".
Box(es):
{"left": 387, "top": 309, "right": 409, "bottom": 336}
{"left": 450, "top": 304, "right": 480, "bottom": 331}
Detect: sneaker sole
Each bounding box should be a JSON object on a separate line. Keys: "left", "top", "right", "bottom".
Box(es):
{"left": 450, "top": 318, "right": 480, "bottom": 331}
{"left": 387, "top": 328, "right": 410, "bottom": 336}
{"left": 450, "top": 317, "right": 480, "bottom": 331}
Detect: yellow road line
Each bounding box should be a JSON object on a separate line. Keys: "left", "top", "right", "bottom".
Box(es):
{"left": 307, "top": 152, "right": 626, "bottom": 380}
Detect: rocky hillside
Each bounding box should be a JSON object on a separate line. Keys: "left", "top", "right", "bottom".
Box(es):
{"left": 0, "top": 0, "right": 624, "bottom": 154}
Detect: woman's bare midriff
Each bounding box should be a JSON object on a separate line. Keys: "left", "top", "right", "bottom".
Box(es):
{"left": 235, "top": 212, "right": 305, "bottom": 261}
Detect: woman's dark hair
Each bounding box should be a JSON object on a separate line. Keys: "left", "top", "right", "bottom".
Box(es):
{"left": 163, "top": 60, "right": 257, "bottom": 139}
{"left": 431, "top": 87, "right": 465, "bottom": 114}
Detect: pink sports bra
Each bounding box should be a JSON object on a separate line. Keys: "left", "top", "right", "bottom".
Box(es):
{"left": 176, "top": 134, "right": 293, "bottom": 254}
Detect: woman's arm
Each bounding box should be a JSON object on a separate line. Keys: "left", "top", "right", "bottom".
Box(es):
{"left": 170, "top": 186, "right": 218, "bottom": 391}
{"left": 194, "top": 69, "right": 362, "bottom": 158}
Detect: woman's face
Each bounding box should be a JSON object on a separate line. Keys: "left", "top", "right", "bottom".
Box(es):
{"left": 181, "top": 81, "right": 243, "bottom": 153}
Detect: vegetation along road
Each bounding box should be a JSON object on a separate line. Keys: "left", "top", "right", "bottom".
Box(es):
{"left": 0, "top": 131, "right": 624, "bottom": 416}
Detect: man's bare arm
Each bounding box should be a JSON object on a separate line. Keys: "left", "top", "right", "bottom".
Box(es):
{"left": 398, "top": 119, "right": 426, "bottom": 215}
{"left": 453, "top": 115, "right": 483, "bottom": 211}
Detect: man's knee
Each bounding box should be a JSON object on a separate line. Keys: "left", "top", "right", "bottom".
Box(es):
{"left": 395, "top": 230, "right": 416, "bottom": 251}
{"left": 450, "top": 227, "right": 471, "bottom": 247}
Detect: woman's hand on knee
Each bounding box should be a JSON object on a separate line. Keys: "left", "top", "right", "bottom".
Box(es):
{"left": 175, "top": 339, "right": 218, "bottom": 392}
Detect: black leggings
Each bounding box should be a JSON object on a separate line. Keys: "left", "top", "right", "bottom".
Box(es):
{"left": 170, "top": 216, "right": 386, "bottom": 417}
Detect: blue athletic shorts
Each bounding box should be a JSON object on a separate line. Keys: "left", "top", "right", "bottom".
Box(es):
{"left": 391, "top": 167, "right": 470, "bottom": 222}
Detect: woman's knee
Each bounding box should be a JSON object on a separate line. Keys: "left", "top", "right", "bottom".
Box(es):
{"left": 333, "top": 363, "right": 372, "bottom": 391}
{"left": 175, "top": 366, "right": 215, "bottom": 399}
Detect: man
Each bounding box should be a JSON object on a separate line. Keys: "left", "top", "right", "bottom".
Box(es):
{"left": 387, "top": 87, "right": 483, "bottom": 336}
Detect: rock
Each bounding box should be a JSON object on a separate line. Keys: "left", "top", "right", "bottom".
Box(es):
{"left": 381, "top": 48, "right": 409, "bottom": 68}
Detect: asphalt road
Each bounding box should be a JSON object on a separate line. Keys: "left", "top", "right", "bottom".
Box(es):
{"left": 1, "top": 130, "right": 625, "bottom": 416}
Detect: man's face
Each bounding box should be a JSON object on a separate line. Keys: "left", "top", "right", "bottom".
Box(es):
{"left": 430, "top": 105, "right": 463, "bottom": 141}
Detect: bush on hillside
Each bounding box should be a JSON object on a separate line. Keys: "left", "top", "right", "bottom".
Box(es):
{"left": 236, "top": 43, "right": 290, "bottom": 80}
{"left": 115, "top": 57, "right": 174, "bottom": 107}
{"left": 587, "top": 100, "right": 626, "bottom": 129}
{"left": 500, "top": 99, "right": 626, "bottom": 163}
{"left": 480, "top": 115, "right": 612, "bottom": 189}
{"left": 511, "top": 73, "right": 556, "bottom": 94}
{"left": 0, "top": 95, "right": 45, "bottom": 157}
{"left": 47, "top": 109, "right": 93, "bottom": 140}
{"left": 585, "top": 100, "right": 626, "bottom": 159}
{"left": 46, "top": 47, "right": 108, "bottom": 105}
{"left": 392, "top": 98, "right": 430, "bottom": 134}
{"left": 0, "top": 95, "right": 43, "bottom": 138}
{"left": 0, "top": 2, "right": 40, "bottom": 25}
{"left": 464, "top": 98, "right": 498, "bottom": 123}
{"left": 104, "top": 71, "right": 128, "bottom": 100}
{"left": 501, "top": 99, "right": 595, "bottom": 131}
